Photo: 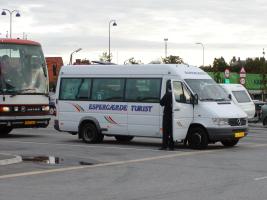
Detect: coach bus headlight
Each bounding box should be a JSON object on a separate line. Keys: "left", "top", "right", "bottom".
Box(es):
{"left": 42, "top": 106, "right": 50, "bottom": 112}
{"left": 1, "top": 106, "right": 11, "bottom": 112}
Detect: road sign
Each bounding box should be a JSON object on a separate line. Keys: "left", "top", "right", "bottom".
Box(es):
{"left": 240, "top": 77, "right": 246, "bottom": 85}
{"left": 224, "top": 69, "right": 230, "bottom": 78}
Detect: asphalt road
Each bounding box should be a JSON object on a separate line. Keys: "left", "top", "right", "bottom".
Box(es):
{"left": 0, "top": 122, "right": 267, "bottom": 200}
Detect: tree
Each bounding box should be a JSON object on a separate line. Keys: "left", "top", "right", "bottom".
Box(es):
{"left": 124, "top": 57, "right": 142, "bottom": 65}
{"left": 162, "top": 55, "right": 184, "bottom": 64}
{"left": 212, "top": 57, "right": 229, "bottom": 83}
{"left": 99, "top": 51, "right": 112, "bottom": 62}
{"left": 149, "top": 59, "right": 162, "bottom": 64}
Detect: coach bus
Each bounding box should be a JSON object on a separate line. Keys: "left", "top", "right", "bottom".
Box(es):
{"left": 0, "top": 38, "right": 50, "bottom": 136}
{"left": 54, "top": 64, "right": 248, "bottom": 149}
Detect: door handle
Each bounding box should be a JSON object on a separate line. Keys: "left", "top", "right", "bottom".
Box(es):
{"left": 174, "top": 108, "right": 180, "bottom": 111}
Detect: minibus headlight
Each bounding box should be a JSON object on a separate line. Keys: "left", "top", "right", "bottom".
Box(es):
{"left": 212, "top": 118, "right": 229, "bottom": 126}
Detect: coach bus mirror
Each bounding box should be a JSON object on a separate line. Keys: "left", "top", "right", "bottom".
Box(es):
{"left": 228, "top": 94, "right": 232, "bottom": 100}
{"left": 191, "top": 93, "right": 198, "bottom": 105}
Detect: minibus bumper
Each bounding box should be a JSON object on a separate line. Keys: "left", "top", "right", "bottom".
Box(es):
{"left": 0, "top": 118, "right": 50, "bottom": 128}
{"left": 206, "top": 127, "right": 248, "bottom": 142}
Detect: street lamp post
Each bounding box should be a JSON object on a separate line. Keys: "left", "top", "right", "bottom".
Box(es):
{"left": 69, "top": 48, "right": 82, "bottom": 65}
{"left": 164, "top": 38, "right": 168, "bottom": 58}
{"left": 108, "top": 20, "right": 117, "bottom": 62}
{"left": 196, "top": 42, "right": 205, "bottom": 67}
{"left": 1, "top": 9, "right": 21, "bottom": 38}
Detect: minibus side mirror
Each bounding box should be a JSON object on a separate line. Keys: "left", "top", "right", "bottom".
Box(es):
{"left": 228, "top": 94, "right": 232, "bottom": 100}
{"left": 191, "top": 93, "right": 198, "bottom": 105}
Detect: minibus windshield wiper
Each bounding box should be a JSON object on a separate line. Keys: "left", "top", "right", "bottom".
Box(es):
{"left": 10, "top": 88, "right": 47, "bottom": 97}
{"left": 201, "top": 98, "right": 229, "bottom": 102}
{"left": 214, "top": 98, "right": 229, "bottom": 101}
{"left": 201, "top": 98, "right": 216, "bottom": 101}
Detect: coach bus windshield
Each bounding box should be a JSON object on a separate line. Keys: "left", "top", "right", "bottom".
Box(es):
{"left": 0, "top": 43, "right": 48, "bottom": 95}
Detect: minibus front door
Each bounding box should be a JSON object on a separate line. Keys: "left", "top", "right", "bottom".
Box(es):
{"left": 171, "top": 80, "right": 194, "bottom": 142}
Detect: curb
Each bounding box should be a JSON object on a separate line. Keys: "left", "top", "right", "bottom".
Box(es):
{"left": 0, "top": 154, "right": 22, "bottom": 166}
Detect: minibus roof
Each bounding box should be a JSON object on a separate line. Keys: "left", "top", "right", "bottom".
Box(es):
{"left": 220, "top": 84, "right": 247, "bottom": 91}
{"left": 60, "top": 64, "right": 211, "bottom": 79}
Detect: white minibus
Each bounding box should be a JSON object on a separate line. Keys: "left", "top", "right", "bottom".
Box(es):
{"left": 54, "top": 64, "right": 248, "bottom": 149}
{"left": 220, "top": 84, "right": 255, "bottom": 120}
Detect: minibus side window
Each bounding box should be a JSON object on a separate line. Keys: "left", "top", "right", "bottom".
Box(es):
{"left": 173, "top": 81, "right": 191, "bottom": 104}
{"left": 59, "top": 78, "right": 91, "bottom": 100}
{"left": 91, "top": 78, "right": 125, "bottom": 101}
{"left": 125, "top": 78, "right": 161, "bottom": 103}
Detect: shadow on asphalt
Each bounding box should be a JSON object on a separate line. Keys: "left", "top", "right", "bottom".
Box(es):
{"left": 0, "top": 134, "right": 45, "bottom": 139}
{"left": 62, "top": 138, "right": 228, "bottom": 151}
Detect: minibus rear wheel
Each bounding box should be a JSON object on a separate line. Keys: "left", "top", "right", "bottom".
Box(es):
{"left": 81, "top": 123, "right": 103, "bottom": 143}
{"left": 221, "top": 139, "right": 239, "bottom": 147}
{"left": 188, "top": 127, "right": 208, "bottom": 149}
{"left": 0, "top": 127, "right": 12, "bottom": 137}
{"left": 114, "top": 135, "right": 134, "bottom": 142}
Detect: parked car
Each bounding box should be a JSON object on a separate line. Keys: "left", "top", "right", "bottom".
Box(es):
{"left": 261, "top": 104, "right": 267, "bottom": 125}
{"left": 49, "top": 92, "right": 56, "bottom": 115}
{"left": 253, "top": 100, "right": 266, "bottom": 121}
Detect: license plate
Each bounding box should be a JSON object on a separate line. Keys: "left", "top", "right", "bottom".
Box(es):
{"left": 25, "top": 121, "right": 36, "bottom": 125}
{"left": 235, "top": 132, "right": 245, "bottom": 138}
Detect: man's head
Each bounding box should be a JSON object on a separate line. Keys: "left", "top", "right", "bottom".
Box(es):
{"left": 1, "top": 55, "right": 10, "bottom": 69}
{"left": 166, "top": 80, "right": 172, "bottom": 92}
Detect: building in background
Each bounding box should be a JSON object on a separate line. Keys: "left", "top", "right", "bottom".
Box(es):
{"left": 45, "top": 57, "right": 63, "bottom": 91}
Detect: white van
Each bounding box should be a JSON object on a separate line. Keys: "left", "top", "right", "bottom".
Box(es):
{"left": 220, "top": 84, "right": 255, "bottom": 119}
{"left": 54, "top": 64, "right": 248, "bottom": 149}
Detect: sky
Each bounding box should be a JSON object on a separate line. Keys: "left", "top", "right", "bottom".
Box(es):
{"left": 1, "top": 0, "right": 267, "bottom": 66}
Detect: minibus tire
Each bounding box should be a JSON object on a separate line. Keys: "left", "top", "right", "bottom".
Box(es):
{"left": 81, "top": 123, "right": 103, "bottom": 143}
{"left": 0, "top": 127, "right": 12, "bottom": 137}
{"left": 188, "top": 127, "right": 208, "bottom": 149}
{"left": 114, "top": 135, "right": 134, "bottom": 142}
{"left": 221, "top": 139, "right": 239, "bottom": 147}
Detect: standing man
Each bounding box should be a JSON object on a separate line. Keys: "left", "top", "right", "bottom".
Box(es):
{"left": 159, "top": 80, "right": 174, "bottom": 150}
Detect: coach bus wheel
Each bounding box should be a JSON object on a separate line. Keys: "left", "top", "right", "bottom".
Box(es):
{"left": 114, "top": 135, "right": 134, "bottom": 142}
{"left": 81, "top": 123, "right": 103, "bottom": 143}
{"left": 188, "top": 127, "right": 208, "bottom": 149}
{"left": 221, "top": 139, "right": 239, "bottom": 147}
{"left": 0, "top": 127, "right": 13, "bottom": 137}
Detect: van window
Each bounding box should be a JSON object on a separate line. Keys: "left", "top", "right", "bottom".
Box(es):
{"left": 59, "top": 78, "right": 91, "bottom": 100}
{"left": 125, "top": 78, "right": 161, "bottom": 103}
{"left": 91, "top": 78, "right": 125, "bottom": 101}
{"left": 173, "top": 81, "right": 191, "bottom": 103}
{"left": 185, "top": 79, "right": 229, "bottom": 101}
{"left": 232, "top": 91, "right": 251, "bottom": 103}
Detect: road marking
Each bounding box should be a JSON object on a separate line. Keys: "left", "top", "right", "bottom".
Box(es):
{"left": 254, "top": 176, "right": 267, "bottom": 181}
{"left": 0, "top": 150, "right": 216, "bottom": 180}
{"left": 0, "top": 140, "right": 170, "bottom": 152}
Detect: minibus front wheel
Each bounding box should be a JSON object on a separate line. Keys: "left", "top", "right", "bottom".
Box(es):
{"left": 80, "top": 122, "right": 103, "bottom": 143}
{"left": 187, "top": 126, "right": 208, "bottom": 149}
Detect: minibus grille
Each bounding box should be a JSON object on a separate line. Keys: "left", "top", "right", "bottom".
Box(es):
{"left": 228, "top": 118, "right": 247, "bottom": 126}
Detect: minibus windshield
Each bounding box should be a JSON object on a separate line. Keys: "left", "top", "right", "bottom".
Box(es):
{"left": 185, "top": 79, "right": 229, "bottom": 101}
